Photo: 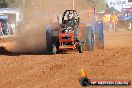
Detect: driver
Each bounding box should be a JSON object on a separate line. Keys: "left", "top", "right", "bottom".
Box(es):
{"left": 67, "top": 13, "right": 77, "bottom": 30}
{"left": 67, "top": 13, "right": 80, "bottom": 42}
{"left": 62, "top": 13, "right": 75, "bottom": 33}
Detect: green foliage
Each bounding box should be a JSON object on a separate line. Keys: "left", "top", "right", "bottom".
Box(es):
{"left": 0, "top": 0, "right": 9, "bottom": 8}
{"left": 91, "top": 0, "right": 106, "bottom": 11}
{"left": 95, "top": 0, "right": 106, "bottom": 11}
{"left": 0, "top": 0, "right": 106, "bottom": 11}
{"left": 76, "top": 0, "right": 106, "bottom": 11}
{"left": 128, "top": 0, "right": 132, "bottom": 2}
{"left": 0, "top": 0, "right": 17, "bottom": 8}
{"left": 0, "top": 0, "right": 23, "bottom": 8}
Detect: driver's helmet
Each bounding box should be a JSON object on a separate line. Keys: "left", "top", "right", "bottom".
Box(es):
{"left": 68, "top": 13, "right": 74, "bottom": 20}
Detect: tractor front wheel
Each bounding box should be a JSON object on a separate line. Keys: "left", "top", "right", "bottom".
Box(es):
{"left": 78, "top": 43, "right": 83, "bottom": 53}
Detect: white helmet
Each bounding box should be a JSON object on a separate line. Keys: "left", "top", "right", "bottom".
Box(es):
{"left": 68, "top": 13, "right": 74, "bottom": 19}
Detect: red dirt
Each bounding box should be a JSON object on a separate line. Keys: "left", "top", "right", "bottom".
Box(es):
{"left": 0, "top": 31, "right": 132, "bottom": 88}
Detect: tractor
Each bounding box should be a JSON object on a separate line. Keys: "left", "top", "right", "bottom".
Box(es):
{"left": 45, "top": 10, "right": 104, "bottom": 54}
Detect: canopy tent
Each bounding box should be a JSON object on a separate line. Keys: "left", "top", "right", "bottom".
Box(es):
{"left": 0, "top": 8, "right": 21, "bottom": 25}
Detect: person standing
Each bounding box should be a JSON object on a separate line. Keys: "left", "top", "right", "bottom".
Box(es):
{"left": 0, "top": 21, "right": 3, "bottom": 35}
{"left": 110, "top": 13, "right": 117, "bottom": 31}
{"left": 113, "top": 13, "right": 117, "bottom": 31}
{"left": 102, "top": 14, "right": 108, "bottom": 30}
{"left": 10, "top": 21, "right": 16, "bottom": 35}
{"left": 106, "top": 13, "right": 111, "bottom": 31}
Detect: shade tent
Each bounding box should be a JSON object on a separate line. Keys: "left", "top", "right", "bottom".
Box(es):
{"left": 0, "top": 8, "right": 21, "bottom": 25}
{"left": 106, "top": 7, "right": 120, "bottom": 13}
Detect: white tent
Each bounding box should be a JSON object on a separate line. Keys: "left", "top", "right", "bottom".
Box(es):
{"left": 0, "top": 8, "right": 22, "bottom": 25}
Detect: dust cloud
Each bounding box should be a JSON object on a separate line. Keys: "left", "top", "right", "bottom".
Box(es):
{"left": 14, "top": 0, "right": 71, "bottom": 53}
{"left": 14, "top": 0, "right": 89, "bottom": 53}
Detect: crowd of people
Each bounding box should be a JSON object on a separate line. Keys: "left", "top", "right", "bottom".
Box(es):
{"left": 0, "top": 20, "right": 15, "bottom": 36}
{"left": 102, "top": 13, "right": 118, "bottom": 31}
{"left": 87, "top": 8, "right": 119, "bottom": 32}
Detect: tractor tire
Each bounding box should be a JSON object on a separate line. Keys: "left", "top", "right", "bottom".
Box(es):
{"left": 45, "top": 25, "right": 53, "bottom": 53}
{"left": 95, "top": 21, "right": 104, "bottom": 49}
{"left": 78, "top": 42, "right": 83, "bottom": 53}
{"left": 82, "top": 26, "right": 94, "bottom": 51}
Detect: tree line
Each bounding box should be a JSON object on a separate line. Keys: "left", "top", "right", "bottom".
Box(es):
{"left": 0, "top": 0, "right": 106, "bottom": 11}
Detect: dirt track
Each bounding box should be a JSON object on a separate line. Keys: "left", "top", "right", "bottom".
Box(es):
{"left": 0, "top": 30, "right": 132, "bottom": 88}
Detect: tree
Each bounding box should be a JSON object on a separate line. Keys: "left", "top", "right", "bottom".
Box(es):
{"left": 89, "top": 0, "right": 106, "bottom": 11}
{"left": 0, "top": 0, "right": 9, "bottom": 8}
{"left": 96, "top": 0, "right": 106, "bottom": 11}
{"left": 0, "top": 0, "right": 19, "bottom": 8}
{"left": 0, "top": 0, "right": 26, "bottom": 8}
{"left": 128, "top": 0, "right": 132, "bottom": 2}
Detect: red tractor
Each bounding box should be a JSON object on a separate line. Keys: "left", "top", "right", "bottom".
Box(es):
{"left": 52, "top": 10, "right": 83, "bottom": 54}
{"left": 45, "top": 10, "right": 104, "bottom": 54}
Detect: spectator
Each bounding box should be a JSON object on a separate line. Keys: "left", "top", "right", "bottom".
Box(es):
{"left": 2, "top": 20, "right": 10, "bottom": 35}
{"left": 106, "top": 13, "right": 111, "bottom": 31}
{"left": 10, "top": 21, "right": 16, "bottom": 35}
{"left": 102, "top": 14, "right": 107, "bottom": 24}
{"left": 102, "top": 14, "right": 108, "bottom": 30}
{"left": 0, "top": 21, "right": 3, "bottom": 35}
{"left": 110, "top": 13, "right": 118, "bottom": 31}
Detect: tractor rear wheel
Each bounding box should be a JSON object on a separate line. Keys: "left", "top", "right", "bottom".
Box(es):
{"left": 95, "top": 21, "right": 104, "bottom": 49}
{"left": 82, "top": 26, "right": 94, "bottom": 51}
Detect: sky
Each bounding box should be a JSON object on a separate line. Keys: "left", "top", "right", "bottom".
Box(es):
{"left": 105, "top": 0, "right": 108, "bottom": 3}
